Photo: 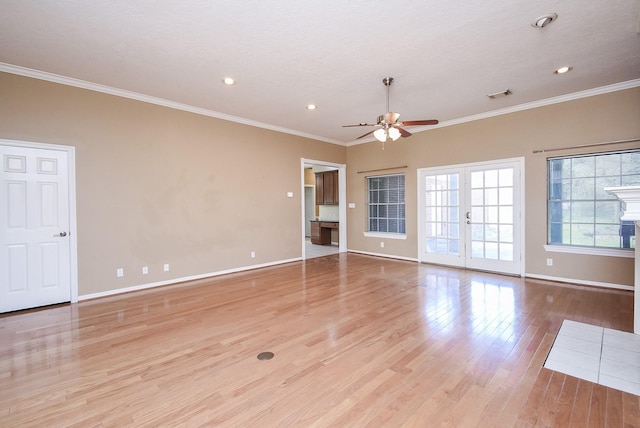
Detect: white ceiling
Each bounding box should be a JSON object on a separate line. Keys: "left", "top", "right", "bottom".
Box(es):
{"left": 1, "top": 1, "right": 639, "bottom": 145}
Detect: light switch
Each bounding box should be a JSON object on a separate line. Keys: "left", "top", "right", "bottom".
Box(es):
{"left": 348, "top": 203, "right": 356, "bottom": 208}
{"left": 287, "top": 192, "right": 294, "bottom": 198}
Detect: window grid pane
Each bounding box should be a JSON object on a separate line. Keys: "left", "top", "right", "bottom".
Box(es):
{"left": 548, "top": 150, "right": 640, "bottom": 249}
{"left": 424, "top": 173, "right": 460, "bottom": 255}
{"left": 368, "top": 174, "right": 406, "bottom": 234}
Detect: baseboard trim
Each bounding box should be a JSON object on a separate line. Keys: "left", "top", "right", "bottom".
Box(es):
{"left": 347, "top": 249, "right": 418, "bottom": 263}
{"left": 78, "top": 257, "right": 302, "bottom": 301}
{"left": 77, "top": 256, "right": 633, "bottom": 301}
{"left": 525, "top": 273, "right": 634, "bottom": 291}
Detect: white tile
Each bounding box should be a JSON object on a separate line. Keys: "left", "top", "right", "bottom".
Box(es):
{"left": 545, "top": 321, "right": 640, "bottom": 396}
{"left": 603, "top": 329, "right": 640, "bottom": 352}
{"left": 559, "top": 321, "right": 603, "bottom": 343}
{"left": 562, "top": 319, "right": 603, "bottom": 333}
{"left": 544, "top": 358, "right": 599, "bottom": 383}
{"left": 600, "top": 358, "right": 640, "bottom": 384}
{"left": 599, "top": 374, "right": 640, "bottom": 396}
{"left": 604, "top": 327, "right": 639, "bottom": 340}
{"left": 601, "top": 346, "right": 640, "bottom": 368}
{"left": 546, "top": 347, "right": 600, "bottom": 374}
{"left": 552, "top": 334, "right": 602, "bottom": 357}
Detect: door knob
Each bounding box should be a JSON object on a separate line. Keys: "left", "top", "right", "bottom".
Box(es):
{"left": 59, "top": 231, "right": 67, "bottom": 237}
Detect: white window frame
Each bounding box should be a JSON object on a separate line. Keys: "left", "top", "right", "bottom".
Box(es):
{"left": 547, "top": 149, "right": 640, "bottom": 257}
{"left": 364, "top": 173, "right": 407, "bottom": 239}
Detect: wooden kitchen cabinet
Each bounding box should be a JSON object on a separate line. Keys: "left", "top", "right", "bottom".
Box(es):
{"left": 315, "top": 172, "right": 324, "bottom": 205}
{"left": 310, "top": 221, "right": 337, "bottom": 245}
{"left": 315, "top": 170, "right": 339, "bottom": 205}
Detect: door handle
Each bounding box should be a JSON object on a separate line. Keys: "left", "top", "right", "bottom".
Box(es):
{"left": 57, "top": 231, "right": 68, "bottom": 237}
{"left": 466, "top": 212, "right": 471, "bottom": 224}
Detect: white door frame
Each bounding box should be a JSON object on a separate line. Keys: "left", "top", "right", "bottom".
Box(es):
{"left": 304, "top": 185, "right": 315, "bottom": 237}
{"left": 1, "top": 139, "right": 78, "bottom": 303}
{"left": 417, "top": 157, "right": 525, "bottom": 276}
{"left": 300, "top": 158, "right": 347, "bottom": 257}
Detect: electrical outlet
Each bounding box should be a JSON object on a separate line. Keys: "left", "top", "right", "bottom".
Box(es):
{"left": 251, "top": 251, "right": 256, "bottom": 258}
{"left": 380, "top": 242, "right": 385, "bottom": 248}
{"left": 142, "top": 266, "right": 149, "bottom": 275}
{"left": 163, "top": 264, "right": 170, "bottom": 272}
{"left": 117, "top": 268, "right": 124, "bottom": 277}
{"left": 546, "top": 258, "right": 553, "bottom": 266}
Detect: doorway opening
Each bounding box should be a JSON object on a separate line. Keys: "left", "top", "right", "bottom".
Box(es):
{"left": 301, "top": 159, "right": 346, "bottom": 259}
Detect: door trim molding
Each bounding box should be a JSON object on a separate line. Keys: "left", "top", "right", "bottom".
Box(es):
{"left": 301, "top": 158, "right": 347, "bottom": 258}
{"left": 0, "top": 139, "right": 78, "bottom": 303}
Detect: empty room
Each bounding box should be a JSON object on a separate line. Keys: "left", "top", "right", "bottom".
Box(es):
{"left": 1, "top": 1, "right": 640, "bottom": 426}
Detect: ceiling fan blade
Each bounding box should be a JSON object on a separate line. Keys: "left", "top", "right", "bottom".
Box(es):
{"left": 356, "top": 129, "right": 376, "bottom": 139}
{"left": 343, "top": 123, "right": 376, "bottom": 127}
{"left": 385, "top": 112, "right": 400, "bottom": 123}
{"left": 399, "top": 119, "right": 439, "bottom": 126}
{"left": 394, "top": 126, "right": 412, "bottom": 138}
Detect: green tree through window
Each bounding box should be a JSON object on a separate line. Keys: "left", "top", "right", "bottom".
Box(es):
{"left": 548, "top": 150, "right": 640, "bottom": 249}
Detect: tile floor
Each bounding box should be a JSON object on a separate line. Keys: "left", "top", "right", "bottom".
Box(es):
{"left": 304, "top": 237, "right": 339, "bottom": 259}
{"left": 544, "top": 319, "right": 640, "bottom": 396}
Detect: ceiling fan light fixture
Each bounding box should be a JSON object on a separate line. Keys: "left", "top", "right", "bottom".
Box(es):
{"left": 374, "top": 128, "right": 387, "bottom": 143}
{"left": 342, "top": 76, "right": 438, "bottom": 146}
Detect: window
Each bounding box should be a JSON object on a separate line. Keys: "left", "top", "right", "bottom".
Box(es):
{"left": 548, "top": 150, "right": 640, "bottom": 249}
{"left": 367, "top": 174, "right": 405, "bottom": 234}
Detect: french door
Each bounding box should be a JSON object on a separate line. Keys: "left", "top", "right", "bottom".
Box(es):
{"left": 418, "top": 158, "right": 523, "bottom": 276}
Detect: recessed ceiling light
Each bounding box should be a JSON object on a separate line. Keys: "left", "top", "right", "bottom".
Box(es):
{"left": 306, "top": 104, "right": 317, "bottom": 110}
{"left": 222, "top": 77, "right": 236, "bottom": 85}
{"left": 554, "top": 66, "right": 573, "bottom": 75}
{"left": 532, "top": 13, "right": 558, "bottom": 28}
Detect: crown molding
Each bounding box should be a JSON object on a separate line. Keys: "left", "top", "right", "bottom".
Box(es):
{"left": 0, "top": 63, "right": 344, "bottom": 146}
{"left": 1, "top": 62, "right": 637, "bottom": 148}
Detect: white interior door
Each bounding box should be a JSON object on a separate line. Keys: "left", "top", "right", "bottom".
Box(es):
{"left": 419, "top": 158, "right": 523, "bottom": 276}
{"left": 1, "top": 145, "right": 72, "bottom": 312}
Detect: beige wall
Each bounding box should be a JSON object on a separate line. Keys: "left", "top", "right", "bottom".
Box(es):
{"left": 346, "top": 87, "right": 640, "bottom": 286}
{"left": 2, "top": 71, "right": 639, "bottom": 294}
{"left": 304, "top": 167, "right": 315, "bottom": 186}
{"left": 0, "top": 72, "right": 346, "bottom": 296}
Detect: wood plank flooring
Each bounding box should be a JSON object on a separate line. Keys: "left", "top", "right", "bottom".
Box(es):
{"left": 1, "top": 253, "right": 638, "bottom": 427}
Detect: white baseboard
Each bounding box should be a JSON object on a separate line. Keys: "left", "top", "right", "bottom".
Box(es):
{"left": 347, "top": 249, "right": 418, "bottom": 263}
{"left": 78, "top": 257, "right": 302, "bottom": 301}
{"left": 525, "top": 273, "right": 634, "bottom": 291}
{"left": 78, "top": 255, "right": 632, "bottom": 302}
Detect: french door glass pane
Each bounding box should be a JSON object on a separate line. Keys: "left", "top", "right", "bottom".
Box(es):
{"left": 470, "top": 168, "right": 514, "bottom": 262}
{"left": 425, "top": 173, "right": 460, "bottom": 255}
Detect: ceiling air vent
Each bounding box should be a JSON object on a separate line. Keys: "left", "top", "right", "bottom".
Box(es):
{"left": 487, "top": 89, "right": 512, "bottom": 99}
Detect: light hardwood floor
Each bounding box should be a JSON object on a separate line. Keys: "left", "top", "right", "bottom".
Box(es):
{"left": 1, "top": 253, "right": 638, "bottom": 427}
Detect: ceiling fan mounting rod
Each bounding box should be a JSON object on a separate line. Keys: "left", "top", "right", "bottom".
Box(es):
{"left": 382, "top": 77, "right": 394, "bottom": 117}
